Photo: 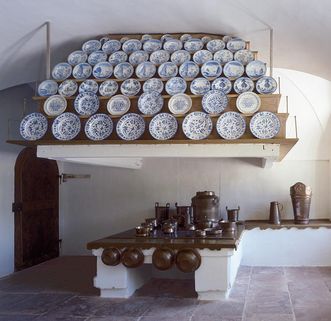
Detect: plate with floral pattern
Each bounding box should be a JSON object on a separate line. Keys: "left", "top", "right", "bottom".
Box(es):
{"left": 193, "top": 50, "right": 213, "bottom": 65}
{"left": 182, "top": 111, "right": 213, "bottom": 140}
{"left": 58, "top": 80, "right": 78, "bottom": 97}
{"left": 213, "top": 49, "right": 234, "bottom": 65}
{"left": 20, "top": 112, "right": 48, "bottom": 141}
{"left": 256, "top": 76, "right": 277, "bottom": 94}
{"left": 121, "top": 78, "right": 141, "bottom": 96}
{"left": 168, "top": 93, "right": 192, "bottom": 114}
{"left": 216, "top": 111, "right": 246, "bottom": 140}
{"left": 233, "top": 77, "right": 254, "bottom": 94}
{"left": 99, "top": 80, "right": 118, "bottom": 97}
{"left": 88, "top": 50, "right": 107, "bottom": 65}
{"left": 190, "top": 77, "right": 211, "bottom": 95}
{"left": 149, "top": 113, "right": 178, "bottom": 140}
{"left": 206, "top": 39, "right": 226, "bottom": 53}
{"left": 138, "top": 91, "right": 164, "bottom": 115}
{"left": 165, "top": 77, "right": 187, "bottom": 95}
{"left": 211, "top": 77, "right": 232, "bottom": 94}
{"left": 67, "top": 50, "right": 88, "bottom": 66}
{"left": 74, "top": 92, "right": 99, "bottom": 116}
{"left": 150, "top": 50, "right": 170, "bottom": 65}
{"left": 250, "top": 111, "right": 280, "bottom": 139}
{"left": 116, "top": 113, "right": 145, "bottom": 140}
{"left": 236, "top": 92, "right": 261, "bottom": 114}
{"left": 102, "top": 39, "right": 121, "bottom": 54}
{"left": 107, "top": 95, "right": 131, "bottom": 115}
{"left": 84, "top": 113, "right": 113, "bottom": 140}
{"left": 122, "top": 39, "right": 142, "bottom": 54}
{"left": 171, "top": 50, "right": 191, "bottom": 65}
{"left": 129, "top": 50, "right": 149, "bottom": 66}
{"left": 202, "top": 90, "right": 228, "bottom": 114}
{"left": 79, "top": 80, "right": 99, "bottom": 94}
{"left": 108, "top": 51, "right": 128, "bottom": 65}
{"left": 184, "top": 38, "right": 204, "bottom": 53}
{"left": 52, "top": 112, "right": 81, "bottom": 140}
{"left": 82, "top": 40, "right": 101, "bottom": 54}
{"left": 52, "top": 63, "right": 72, "bottom": 81}
{"left": 143, "top": 78, "right": 164, "bottom": 94}
{"left": 43, "top": 95, "right": 67, "bottom": 116}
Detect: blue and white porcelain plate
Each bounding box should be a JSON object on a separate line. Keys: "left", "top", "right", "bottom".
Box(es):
{"left": 246, "top": 60, "right": 267, "bottom": 80}
{"left": 180, "top": 34, "right": 192, "bottom": 42}
{"left": 193, "top": 50, "right": 213, "bottom": 65}
{"left": 256, "top": 76, "right": 277, "bottom": 94}
{"left": 38, "top": 80, "right": 58, "bottom": 97}
{"left": 141, "top": 34, "right": 153, "bottom": 43}
{"left": 122, "top": 39, "right": 142, "bottom": 54}
{"left": 82, "top": 40, "right": 101, "bottom": 54}
{"left": 202, "top": 90, "right": 228, "bottom": 114}
{"left": 178, "top": 61, "right": 199, "bottom": 80}
{"left": 171, "top": 50, "right": 191, "bottom": 65}
{"left": 182, "top": 112, "right": 213, "bottom": 140}
{"left": 108, "top": 51, "right": 128, "bottom": 65}
{"left": 99, "top": 80, "right": 119, "bottom": 97}
{"left": 88, "top": 50, "right": 107, "bottom": 66}
{"left": 116, "top": 113, "right": 145, "bottom": 140}
{"left": 206, "top": 39, "right": 225, "bottom": 53}
{"left": 52, "top": 112, "right": 81, "bottom": 140}
{"left": 227, "top": 38, "right": 246, "bottom": 52}
{"left": 201, "top": 60, "right": 222, "bottom": 79}
{"left": 236, "top": 92, "right": 261, "bottom": 114}
{"left": 250, "top": 111, "right": 280, "bottom": 139}
{"left": 67, "top": 50, "right": 88, "bottom": 66}
{"left": 214, "top": 49, "right": 234, "bottom": 65}
{"left": 184, "top": 38, "right": 204, "bottom": 53}
{"left": 143, "top": 39, "right": 162, "bottom": 53}
{"left": 223, "top": 61, "right": 245, "bottom": 80}
{"left": 100, "top": 37, "right": 110, "bottom": 45}
{"left": 72, "top": 63, "right": 92, "bottom": 80}
{"left": 149, "top": 50, "right": 170, "bottom": 65}
{"left": 149, "top": 113, "right": 178, "bottom": 140}
{"left": 58, "top": 79, "right": 78, "bottom": 97}
{"left": 216, "top": 111, "right": 246, "bottom": 140}
{"left": 201, "top": 36, "right": 212, "bottom": 44}
{"left": 168, "top": 93, "right": 192, "bottom": 114}
{"left": 120, "top": 37, "right": 130, "bottom": 44}
{"left": 136, "top": 61, "right": 156, "bottom": 79}
{"left": 190, "top": 77, "right": 211, "bottom": 95}
{"left": 234, "top": 49, "right": 254, "bottom": 66}
{"left": 223, "top": 35, "right": 232, "bottom": 43}
{"left": 107, "top": 95, "right": 131, "bottom": 115}
{"left": 43, "top": 95, "right": 67, "bottom": 116}
{"left": 211, "top": 77, "right": 232, "bottom": 94}
{"left": 158, "top": 62, "right": 178, "bottom": 79}
{"left": 165, "top": 77, "right": 187, "bottom": 95}
{"left": 163, "top": 39, "right": 183, "bottom": 53}
{"left": 92, "top": 62, "right": 113, "bottom": 79}
{"left": 138, "top": 91, "right": 164, "bottom": 115}
{"left": 102, "top": 39, "right": 121, "bottom": 54}
{"left": 120, "top": 78, "right": 141, "bottom": 96}
{"left": 129, "top": 50, "right": 149, "bottom": 66}
{"left": 74, "top": 92, "right": 100, "bottom": 116}
{"left": 52, "top": 63, "right": 72, "bottom": 81}
{"left": 20, "top": 113, "right": 48, "bottom": 141}
{"left": 85, "top": 113, "right": 113, "bottom": 140}
{"left": 233, "top": 77, "right": 254, "bottom": 94}
{"left": 79, "top": 80, "right": 99, "bottom": 94}
{"left": 160, "top": 34, "right": 173, "bottom": 43}
{"left": 113, "top": 62, "right": 134, "bottom": 80}
{"left": 143, "top": 78, "right": 164, "bottom": 94}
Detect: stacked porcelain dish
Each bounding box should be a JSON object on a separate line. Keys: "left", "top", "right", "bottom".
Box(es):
{"left": 20, "top": 33, "right": 280, "bottom": 141}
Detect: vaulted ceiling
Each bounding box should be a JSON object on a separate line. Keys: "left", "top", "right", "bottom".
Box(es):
{"left": 0, "top": 0, "right": 330, "bottom": 91}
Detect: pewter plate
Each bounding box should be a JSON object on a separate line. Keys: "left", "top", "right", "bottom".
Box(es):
{"left": 149, "top": 113, "right": 178, "bottom": 140}
{"left": 182, "top": 111, "right": 213, "bottom": 140}
{"left": 20, "top": 112, "right": 48, "bottom": 141}
{"left": 216, "top": 111, "right": 246, "bottom": 140}
{"left": 249, "top": 111, "right": 280, "bottom": 139}
{"left": 52, "top": 112, "right": 81, "bottom": 141}
{"left": 84, "top": 113, "right": 113, "bottom": 140}
{"left": 116, "top": 113, "right": 145, "bottom": 140}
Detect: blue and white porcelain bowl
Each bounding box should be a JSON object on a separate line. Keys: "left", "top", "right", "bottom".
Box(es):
{"left": 250, "top": 111, "right": 280, "bottom": 139}
{"left": 72, "top": 63, "right": 92, "bottom": 80}
{"left": 79, "top": 80, "right": 99, "bottom": 94}
{"left": 107, "top": 95, "right": 131, "bottom": 115}
{"left": 88, "top": 51, "right": 107, "bottom": 66}
{"left": 84, "top": 113, "right": 113, "bottom": 141}
{"left": 223, "top": 61, "right": 245, "bottom": 80}
{"left": 99, "top": 80, "right": 119, "bottom": 97}
{"left": 136, "top": 61, "right": 157, "bottom": 79}
{"left": 158, "top": 62, "right": 178, "bottom": 79}
{"left": 165, "top": 77, "right": 187, "bottom": 95}
{"left": 143, "top": 78, "right": 164, "bottom": 94}
{"left": 201, "top": 60, "right": 222, "bottom": 79}
{"left": 182, "top": 111, "right": 213, "bottom": 140}
{"left": 163, "top": 39, "right": 183, "bottom": 53}
{"left": 149, "top": 113, "right": 178, "bottom": 140}
{"left": 74, "top": 92, "right": 100, "bottom": 116}
{"left": 52, "top": 62, "right": 72, "bottom": 81}
{"left": 82, "top": 40, "right": 102, "bottom": 54}
{"left": 113, "top": 62, "right": 134, "bottom": 80}
{"left": 108, "top": 51, "right": 128, "bottom": 65}
{"left": 184, "top": 38, "right": 204, "bottom": 53}
{"left": 93, "top": 62, "right": 114, "bottom": 79}
{"left": 206, "top": 39, "right": 226, "bottom": 53}
{"left": 67, "top": 50, "right": 88, "bottom": 66}
{"left": 20, "top": 112, "right": 48, "bottom": 141}
{"left": 193, "top": 50, "right": 213, "bottom": 65}
{"left": 52, "top": 112, "right": 81, "bottom": 141}
{"left": 216, "top": 111, "right": 246, "bottom": 140}
{"left": 116, "top": 113, "right": 145, "bottom": 140}
{"left": 38, "top": 80, "right": 58, "bottom": 97}
{"left": 233, "top": 77, "right": 254, "bottom": 94}
{"left": 138, "top": 91, "right": 164, "bottom": 115}
{"left": 214, "top": 49, "right": 234, "bottom": 65}
{"left": 256, "top": 76, "right": 277, "bottom": 94}
{"left": 171, "top": 50, "right": 191, "bottom": 65}
{"left": 102, "top": 39, "right": 121, "bottom": 54}
{"left": 179, "top": 61, "right": 199, "bottom": 80}
{"left": 234, "top": 49, "right": 254, "bottom": 66}
{"left": 202, "top": 89, "right": 228, "bottom": 114}
{"left": 143, "top": 39, "right": 162, "bottom": 53}
{"left": 58, "top": 79, "right": 78, "bottom": 97}
{"left": 149, "top": 50, "right": 170, "bottom": 65}
{"left": 227, "top": 38, "right": 246, "bottom": 52}
{"left": 120, "top": 78, "right": 141, "bottom": 96}
{"left": 190, "top": 77, "right": 211, "bottom": 95}
{"left": 246, "top": 60, "right": 267, "bottom": 80}
{"left": 122, "top": 39, "right": 142, "bottom": 54}
{"left": 43, "top": 95, "right": 67, "bottom": 116}
{"left": 129, "top": 50, "right": 149, "bottom": 66}
{"left": 211, "top": 77, "right": 232, "bottom": 94}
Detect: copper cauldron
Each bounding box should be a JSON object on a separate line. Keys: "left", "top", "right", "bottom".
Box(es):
{"left": 191, "top": 191, "right": 220, "bottom": 224}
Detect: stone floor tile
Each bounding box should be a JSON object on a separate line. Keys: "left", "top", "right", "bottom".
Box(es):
{"left": 294, "top": 303, "right": 331, "bottom": 321}
{"left": 36, "top": 315, "right": 87, "bottom": 321}
{"left": 140, "top": 316, "right": 191, "bottom": 321}
{"left": 86, "top": 317, "right": 138, "bottom": 321}
{"left": 0, "top": 316, "right": 39, "bottom": 321}
{"left": 285, "top": 267, "right": 322, "bottom": 282}
{"left": 192, "top": 300, "right": 244, "bottom": 318}
{"left": 229, "top": 283, "right": 248, "bottom": 301}
{"left": 251, "top": 267, "right": 284, "bottom": 275}
{"left": 244, "top": 313, "right": 294, "bottom": 321}
{"left": 192, "top": 316, "right": 242, "bottom": 321}
{"left": 248, "top": 278, "right": 288, "bottom": 292}
{"left": 317, "top": 266, "right": 331, "bottom": 279}
{"left": 0, "top": 293, "right": 34, "bottom": 313}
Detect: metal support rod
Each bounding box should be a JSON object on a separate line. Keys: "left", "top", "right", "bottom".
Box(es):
{"left": 294, "top": 115, "right": 298, "bottom": 139}
{"left": 269, "top": 28, "right": 273, "bottom": 77}
{"left": 286, "top": 96, "right": 289, "bottom": 114}
{"left": 46, "top": 21, "right": 51, "bottom": 79}
{"left": 278, "top": 77, "right": 281, "bottom": 95}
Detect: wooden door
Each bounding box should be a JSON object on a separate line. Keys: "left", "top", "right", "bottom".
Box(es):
{"left": 14, "top": 147, "right": 59, "bottom": 271}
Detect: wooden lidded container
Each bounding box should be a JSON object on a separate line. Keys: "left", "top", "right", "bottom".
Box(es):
{"left": 191, "top": 191, "right": 220, "bottom": 224}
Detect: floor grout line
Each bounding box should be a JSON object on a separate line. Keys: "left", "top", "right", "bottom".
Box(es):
{"left": 240, "top": 265, "right": 252, "bottom": 321}
{"left": 284, "top": 266, "right": 297, "bottom": 321}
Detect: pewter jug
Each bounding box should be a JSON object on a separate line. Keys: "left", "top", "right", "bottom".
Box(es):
{"left": 269, "top": 201, "right": 283, "bottom": 225}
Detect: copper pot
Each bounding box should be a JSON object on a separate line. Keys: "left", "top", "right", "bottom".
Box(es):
{"left": 226, "top": 206, "right": 240, "bottom": 222}
{"left": 219, "top": 220, "right": 237, "bottom": 232}
{"left": 175, "top": 203, "right": 193, "bottom": 227}
{"left": 152, "top": 247, "right": 175, "bottom": 271}
{"left": 145, "top": 218, "right": 158, "bottom": 228}
{"left": 290, "top": 182, "right": 312, "bottom": 225}
{"left": 155, "top": 202, "right": 170, "bottom": 224}
{"left": 192, "top": 191, "right": 220, "bottom": 224}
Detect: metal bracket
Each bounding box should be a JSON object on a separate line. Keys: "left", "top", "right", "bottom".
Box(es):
{"left": 45, "top": 21, "right": 51, "bottom": 79}
{"left": 59, "top": 173, "right": 91, "bottom": 183}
